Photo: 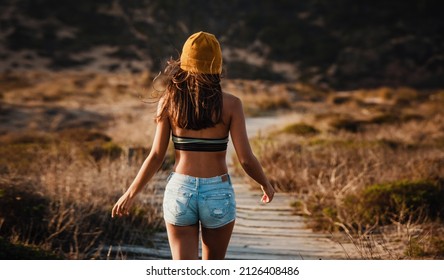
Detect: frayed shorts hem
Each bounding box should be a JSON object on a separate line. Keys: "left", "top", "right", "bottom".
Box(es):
{"left": 163, "top": 218, "right": 236, "bottom": 229}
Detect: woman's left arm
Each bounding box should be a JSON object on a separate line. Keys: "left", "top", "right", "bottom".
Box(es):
{"left": 111, "top": 110, "right": 170, "bottom": 218}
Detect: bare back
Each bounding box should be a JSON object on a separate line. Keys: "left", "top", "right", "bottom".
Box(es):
{"left": 170, "top": 92, "right": 238, "bottom": 178}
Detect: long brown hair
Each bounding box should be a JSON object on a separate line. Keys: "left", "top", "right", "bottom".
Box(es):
{"left": 156, "top": 59, "right": 223, "bottom": 130}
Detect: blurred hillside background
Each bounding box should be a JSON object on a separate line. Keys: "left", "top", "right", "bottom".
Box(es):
{"left": 1, "top": 0, "right": 444, "bottom": 260}
{"left": 1, "top": 0, "right": 443, "bottom": 89}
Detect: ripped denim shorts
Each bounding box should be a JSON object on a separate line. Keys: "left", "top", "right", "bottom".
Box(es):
{"left": 162, "top": 172, "right": 236, "bottom": 229}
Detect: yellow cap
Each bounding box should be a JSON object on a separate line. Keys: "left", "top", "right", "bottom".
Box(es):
{"left": 180, "top": 31, "right": 222, "bottom": 74}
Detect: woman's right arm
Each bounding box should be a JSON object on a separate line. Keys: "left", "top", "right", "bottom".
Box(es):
{"left": 111, "top": 102, "right": 171, "bottom": 217}
{"left": 229, "top": 96, "right": 275, "bottom": 203}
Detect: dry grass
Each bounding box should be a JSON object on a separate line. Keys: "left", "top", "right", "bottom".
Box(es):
{"left": 0, "top": 131, "right": 167, "bottom": 259}
{"left": 222, "top": 80, "right": 326, "bottom": 116}
{"left": 245, "top": 87, "right": 444, "bottom": 259}
{"left": 2, "top": 71, "right": 443, "bottom": 259}
{"left": 0, "top": 71, "right": 165, "bottom": 259}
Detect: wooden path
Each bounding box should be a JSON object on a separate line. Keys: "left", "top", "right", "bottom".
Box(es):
{"left": 109, "top": 177, "right": 352, "bottom": 260}
{"left": 225, "top": 178, "right": 350, "bottom": 260}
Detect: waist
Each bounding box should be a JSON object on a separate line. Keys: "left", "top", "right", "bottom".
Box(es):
{"left": 167, "top": 172, "right": 231, "bottom": 186}
{"left": 173, "top": 147, "right": 228, "bottom": 177}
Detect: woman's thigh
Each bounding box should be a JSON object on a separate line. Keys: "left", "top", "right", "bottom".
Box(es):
{"left": 201, "top": 220, "right": 235, "bottom": 260}
{"left": 165, "top": 222, "right": 200, "bottom": 260}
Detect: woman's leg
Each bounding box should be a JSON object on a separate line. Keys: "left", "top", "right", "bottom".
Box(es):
{"left": 201, "top": 220, "right": 235, "bottom": 260}
{"left": 165, "top": 222, "right": 200, "bottom": 260}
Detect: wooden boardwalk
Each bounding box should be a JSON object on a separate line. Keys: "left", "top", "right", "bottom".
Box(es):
{"left": 108, "top": 175, "right": 352, "bottom": 260}
{"left": 225, "top": 178, "right": 350, "bottom": 259}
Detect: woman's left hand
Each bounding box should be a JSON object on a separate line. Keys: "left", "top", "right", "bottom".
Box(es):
{"left": 261, "top": 183, "right": 275, "bottom": 203}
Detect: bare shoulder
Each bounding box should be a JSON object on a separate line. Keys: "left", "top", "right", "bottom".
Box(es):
{"left": 222, "top": 92, "right": 244, "bottom": 128}
{"left": 223, "top": 92, "right": 242, "bottom": 109}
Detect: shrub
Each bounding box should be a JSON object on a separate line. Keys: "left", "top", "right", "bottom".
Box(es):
{"left": 89, "top": 142, "right": 123, "bottom": 162}
{"left": 328, "top": 117, "right": 366, "bottom": 133}
{"left": 368, "top": 113, "right": 400, "bottom": 125}
{"left": 0, "top": 237, "right": 60, "bottom": 260}
{"left": 394, "top": 87, "right": 420, "bottom": 106}
{"left": 345, "top": 179, "right": 444, "bottom": 226}
{"left": 0, "top": 142, "right": 51, "bottom": 174}
{"left": 0, "top": 180, "right": 50, "bottom": 241}
{"left": 281, "top": 122, "right": 319, "bottom": 136}
{"left": 59, "top": 128, "right": 112, "bottom": 143}
{"left": 326, "top": 94, "right": 353, "bottom": 105}
{"left": 406, "top": 235, "right": 444, "bottom": 259}
{"left": 429, "top": 90, "right": 444, "bottom": 103}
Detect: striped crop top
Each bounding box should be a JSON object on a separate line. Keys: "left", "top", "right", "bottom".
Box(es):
{"left": 172, "top": 134, "right": 229, "bottom": 152}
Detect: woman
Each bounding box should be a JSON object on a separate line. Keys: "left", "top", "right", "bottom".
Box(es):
{"left": 111, "top": 31, "right": 275, "bottom": 260}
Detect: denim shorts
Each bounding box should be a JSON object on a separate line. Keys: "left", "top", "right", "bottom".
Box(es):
{"left": 162, "top": 172, "right": 236, "bottom": 229}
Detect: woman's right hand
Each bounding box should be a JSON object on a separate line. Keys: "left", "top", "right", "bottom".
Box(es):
{"left": 111, "top": 192, "right": 135, "bottom": 218}
{"left": 261, "top": 183, "right": 275, "bottom": 203}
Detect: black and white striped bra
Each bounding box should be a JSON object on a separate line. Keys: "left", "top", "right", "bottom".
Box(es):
{"left": 171, "top": 134, "right": 229, "bottom": 152}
